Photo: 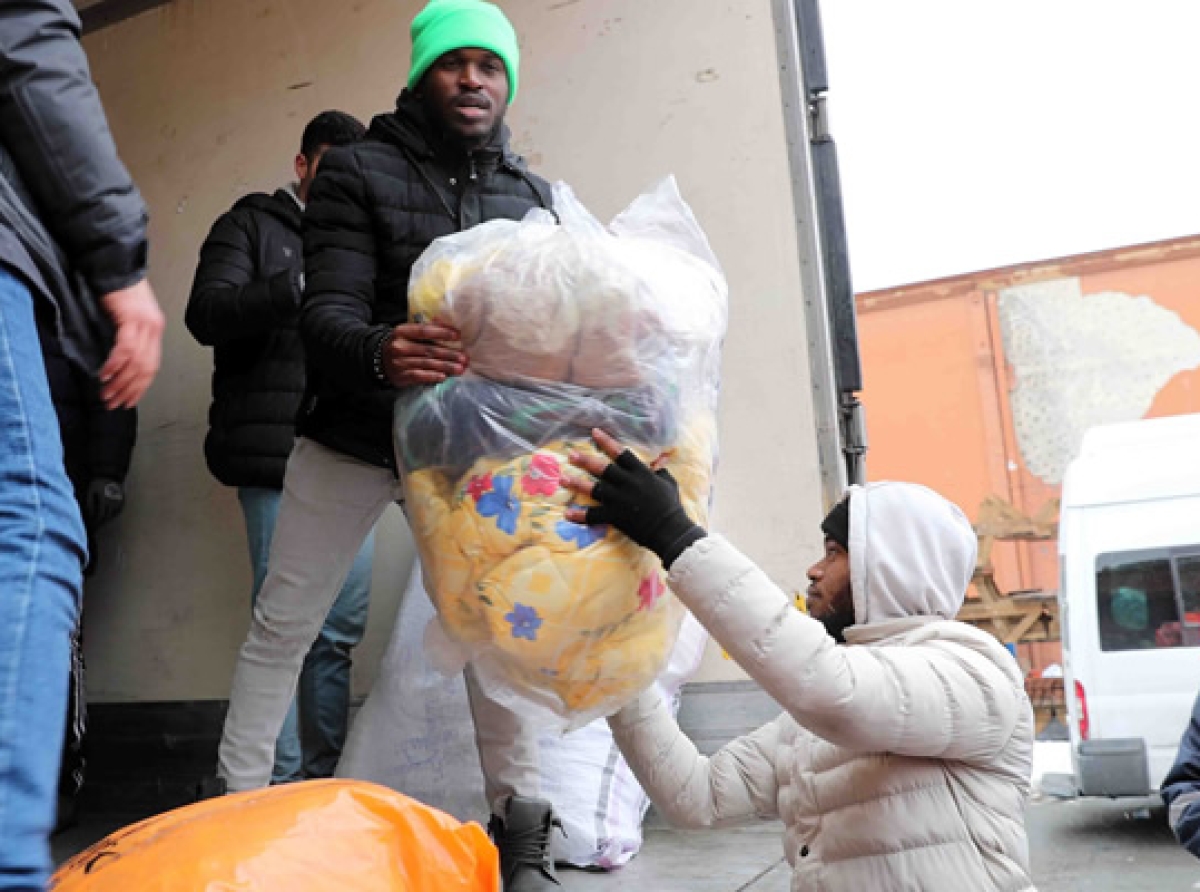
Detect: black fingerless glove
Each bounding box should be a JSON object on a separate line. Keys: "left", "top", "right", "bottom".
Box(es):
{"left": 584, "top": 449, "right": 706, "bottom": 569}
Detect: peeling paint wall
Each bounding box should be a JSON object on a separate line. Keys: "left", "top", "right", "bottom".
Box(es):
{"left": 79, "top": 0, "right": 823, "bottom": 700}
{"left": 999, "top": 278, "right": 1200, "bottom": 484}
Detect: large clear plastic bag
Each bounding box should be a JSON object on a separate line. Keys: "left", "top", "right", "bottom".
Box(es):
{"left": 395, "top": 177, "right": 727, "bottom": 727}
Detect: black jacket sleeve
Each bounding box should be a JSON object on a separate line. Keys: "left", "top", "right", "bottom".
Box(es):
{"left": 0, "top": 0, "right": 148, "bottom": 296}
{"left": 1163, "top": 691, "right": 1200, "bottom": 858}
{"left": 300, "top": 145, "right": 392, "bottom": 390}
{"left": 185, "top": 208, "right": 299, "bottom": 346}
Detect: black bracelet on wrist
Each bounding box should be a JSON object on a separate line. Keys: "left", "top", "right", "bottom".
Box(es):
{"left": 371, "top": 335, "right": 389, "bottom": 384}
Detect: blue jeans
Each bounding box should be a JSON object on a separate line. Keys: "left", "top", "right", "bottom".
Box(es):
{"left": 0, "top": 269, "right": 85, "bottom": 890}
{"left": 238, "top": 487, "right": 372, "bottom": 782}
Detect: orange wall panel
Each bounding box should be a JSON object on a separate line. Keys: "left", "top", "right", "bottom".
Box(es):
{"left": 860, "top": 294, "right": 999, "bottom": 504}
{"left": 859, "top": 291, "right": 1030, "bottom": 594}
{"left": 857, "top": 237, "right": 1200, "bottom": 674}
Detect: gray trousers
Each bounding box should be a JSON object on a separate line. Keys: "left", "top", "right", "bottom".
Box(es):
{"left": 216, "top": 437, "right": 539, "bottom": 811}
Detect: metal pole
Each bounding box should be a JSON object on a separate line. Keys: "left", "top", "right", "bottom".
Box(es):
{"left": 772, "top": 0, "right": 848, "bottom": 506}
{"left": 776, "top": 0, "right": 868, "bottom": 490}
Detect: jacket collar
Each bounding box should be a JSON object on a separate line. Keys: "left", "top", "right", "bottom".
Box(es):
{"left": 284, "top": 183, "right": 305, "bottom": 212}
{"left": 368, "top": 90, "right": 526, "bottom": 172}
{"left": 842, "top": 615, "right": 942, "bottom": 646}
{"left": 231, "top": 189, "right": 303, "bottom": 232}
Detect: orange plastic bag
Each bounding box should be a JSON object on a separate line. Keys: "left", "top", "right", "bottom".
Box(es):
{"left": 51, "top": 780, "right": 498, "bottom": 892}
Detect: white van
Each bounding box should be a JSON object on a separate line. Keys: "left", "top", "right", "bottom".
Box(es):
{"left": 1059, "top": 414, "right": 1200, "bottom": 798}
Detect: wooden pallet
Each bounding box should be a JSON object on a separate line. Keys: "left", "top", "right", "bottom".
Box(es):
{"left": 960, "top": 496, "right": 1061, "bottom": 645}
{"left": 958, "top": 586, "right": 1059, "bottom": 644}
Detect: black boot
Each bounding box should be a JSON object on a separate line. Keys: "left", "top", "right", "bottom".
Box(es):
{"left": 488, "top": 795, "right": 563, "bottom": 891}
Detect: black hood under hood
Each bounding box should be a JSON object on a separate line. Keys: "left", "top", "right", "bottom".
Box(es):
{"left": 232, "top": 189, "right": 303, "bottom": 232}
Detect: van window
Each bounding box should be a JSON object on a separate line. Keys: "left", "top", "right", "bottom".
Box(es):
{"left": 1174, "top": 555, "right": 1200, "bottom": 637}
{"left": 1095, "top": 547, "right": 1200, "bottom": 651}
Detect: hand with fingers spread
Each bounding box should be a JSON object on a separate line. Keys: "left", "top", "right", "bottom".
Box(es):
{"left": 100, "top": 279, "right": 165, "bottom": 409}
{"left": 564, "top": 428, "right": 706, "bottom": 569}
{"left": 381, "top": 321, "right": 469, "bottom": 388}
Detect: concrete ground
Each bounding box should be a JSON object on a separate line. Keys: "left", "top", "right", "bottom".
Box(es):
{"left": 52, "top": 743, "right": 1199, "bottom": 890}
{"left": 1026, "top": 797, "right": 1198, "bottom": 892}
{"left": 54, "top": 798, "right": 1197, "bottom": 891}
{"left": 556, "top": 799, "right": 1199, "bottom": 892}
{"left": 557, "top": 820, "right": 789, "bottom": 891}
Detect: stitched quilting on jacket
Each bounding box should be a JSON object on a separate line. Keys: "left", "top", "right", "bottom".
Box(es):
{"left": 298, "top": 93, "right": 551, "bottom": 470}
{"left": 186, "top": 189, "right": 305, "bottom": 488}
{"left": 610, "top": 482, "right": 1037, "bottom": 892}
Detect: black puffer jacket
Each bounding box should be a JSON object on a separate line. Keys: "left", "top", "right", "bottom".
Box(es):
{"left": 300, "top": 93, "right": 552, "bottom": 470}
{"left": 185, "top": 189, "right": 304, "bottom": 488}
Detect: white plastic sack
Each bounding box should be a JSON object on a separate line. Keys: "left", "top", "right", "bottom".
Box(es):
{"left": 338, "top": 567, "right": 486, "bottom": 822}
{"left": 394, "top": 178, "right": 727, "bottom": 727}
{"left": 337, "top": 565, "right": 708, "bottom": 868}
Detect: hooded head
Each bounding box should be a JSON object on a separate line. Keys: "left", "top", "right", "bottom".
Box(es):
{"left": 807, "top": 482, "right": 977, "bottom": 641}
{"left": 848, "top": 481, "right": 977, "bottom": 625}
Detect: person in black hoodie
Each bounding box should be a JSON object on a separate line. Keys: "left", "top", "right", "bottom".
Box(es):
{"left": 216, "top": 4, "right": 562, "bottom": 890}
{"left": 187, "top": 111, "right": 371, "bottom": 784}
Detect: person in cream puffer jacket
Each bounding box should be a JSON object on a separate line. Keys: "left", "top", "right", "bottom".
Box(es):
{"left": 563, "top": 434, "right": 1036, "bottom": 892}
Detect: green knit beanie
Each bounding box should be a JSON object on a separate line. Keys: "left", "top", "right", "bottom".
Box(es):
{"left": 408, "top": 0, "right": 520, "bottom": 104}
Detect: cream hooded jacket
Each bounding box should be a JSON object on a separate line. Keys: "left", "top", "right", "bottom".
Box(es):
{"left": 608, "top": 482, "right": 1036, "bottom": 892}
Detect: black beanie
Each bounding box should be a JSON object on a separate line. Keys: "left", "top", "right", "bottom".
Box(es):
{"left": 820, "top": 496, "right": 850, "bottom": 550}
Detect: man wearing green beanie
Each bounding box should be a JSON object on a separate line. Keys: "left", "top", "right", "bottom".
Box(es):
{"left": 409, "top": 0, "right": 521, "bottom": 104}
{"left": 214, "top": 3, "right": 563, "bottom": 890}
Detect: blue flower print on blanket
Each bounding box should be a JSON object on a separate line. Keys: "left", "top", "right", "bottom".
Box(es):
{"left": 556, "top": 519, "right": 608, "bottom": 549}
{"left": 477, "top": 475, "right": 521, "bottom": 535}
{"left": 506, "top": 603, "right": 543, "bottom": 641}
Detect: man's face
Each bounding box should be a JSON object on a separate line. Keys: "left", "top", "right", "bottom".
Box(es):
{"left": 806, "top": 538, "right": 856, "bottom": 643}
{"left": 417, "top": 48, "right": 509, "bottom": 147}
